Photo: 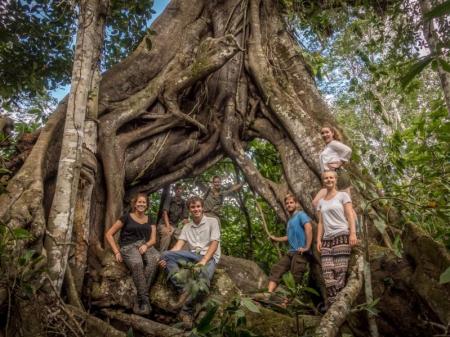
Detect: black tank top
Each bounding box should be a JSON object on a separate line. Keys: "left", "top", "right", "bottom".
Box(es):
{"left": 118, "top": 212, "right": 153, "bottom": 246}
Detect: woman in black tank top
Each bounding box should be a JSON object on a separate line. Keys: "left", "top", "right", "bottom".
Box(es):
{"left": 105, "top": 193, "right": 160, "bottom": 315}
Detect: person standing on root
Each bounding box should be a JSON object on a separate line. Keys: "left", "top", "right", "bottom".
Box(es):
{"left": 158, "top": 183, "right": 189, "bottom": 251}
{"left": 203, "top": 175, "right": 243, "bottom": 221}
{"left": 268, "top": 193, "right": 313, "bottom": 296}
{"left": 159, "top": 196, "right": 220, "bottom": 329}
{"left": 105, "top": 193, "right": 159, "bottom": 315}
{"left": 312, "top": 124, "right": 352, "bottom": 211}
{"left": 316, "top": 171, "right": 358, "bottom": 306}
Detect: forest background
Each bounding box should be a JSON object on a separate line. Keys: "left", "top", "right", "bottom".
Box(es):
{"left": 1, "top": 0, "right": 448, "bottom": 269}
{"left": 0, "top": 0, "right": 449, "bottom": 336}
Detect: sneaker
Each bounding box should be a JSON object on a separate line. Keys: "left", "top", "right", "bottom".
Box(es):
{"left": 178, "top": 310, "right": 193, "bottom": 329}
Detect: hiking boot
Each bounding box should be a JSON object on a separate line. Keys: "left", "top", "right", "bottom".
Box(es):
{"left": 178, "top": 310, "right": 194, "bottom": 329}
{"left": 166, "top": 291, "right": 190, "bottom": 313}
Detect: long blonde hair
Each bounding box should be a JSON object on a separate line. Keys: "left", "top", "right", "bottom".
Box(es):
{"left": 321, "top": 123, "right": 342, "bottom": 142}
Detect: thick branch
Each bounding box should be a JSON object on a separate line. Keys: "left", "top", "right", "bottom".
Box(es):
{"left": 221, "top": 97, "right": 287, "bottom": 221}
{"left": 103, "top": 309, "right": 188, "bottom": 337}
{"left": 315, "top": 252, "right": 364, "bottom": 337}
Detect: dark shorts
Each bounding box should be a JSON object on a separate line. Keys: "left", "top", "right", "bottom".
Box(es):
{"left": 269, "top": 252, "right": 308, "bottom": 284}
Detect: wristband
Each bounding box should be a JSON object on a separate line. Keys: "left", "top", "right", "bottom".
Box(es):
{"left": 114, "top": 251, "right": 120, "bottom": 255}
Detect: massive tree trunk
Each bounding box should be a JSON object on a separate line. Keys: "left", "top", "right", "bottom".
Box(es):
{"left": 44, "top": 0, "right": 109, "bottom": 293}
{"left": 0, "top": 0, "right": 448, "bottom": 336}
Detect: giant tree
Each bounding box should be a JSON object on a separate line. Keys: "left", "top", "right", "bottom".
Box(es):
{"left": 0, "top": 0, "right": 448, "bottom": 336}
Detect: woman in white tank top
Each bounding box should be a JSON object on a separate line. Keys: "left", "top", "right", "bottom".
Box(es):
{"left": 316, "top": 170, "right": 357, "bottom": 306}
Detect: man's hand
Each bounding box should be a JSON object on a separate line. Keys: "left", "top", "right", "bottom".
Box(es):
{"left": 162, "top": 225, "right": 174, "bottom": 235}
{"left": 196, "top": 259, "right": 207, "bottom": 266}
{"left": 297, "top": 247, "right": 308, "bottom": 254}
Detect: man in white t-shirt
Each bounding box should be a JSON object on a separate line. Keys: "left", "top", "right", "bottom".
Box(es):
{"left": 159, "top": 195, "right": 220, "bottom": 328}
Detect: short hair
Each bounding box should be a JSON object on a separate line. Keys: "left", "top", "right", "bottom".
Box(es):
{"left": 321, "top": 123, "right": 342, "bottom": 142}
{"left": 212, "top": 175, "right": 220, "bottom": 182}
{"left": 187, "top": 195, "right": 204, "bottom": 208}
{"left": 284, "top": 193, "right": 299, "bottom": 204}
{"left": 174, "top": 183, "right": 183, "bottom": 190}
{"left": 130, "top": 193, "right": 149, "bottom": 210}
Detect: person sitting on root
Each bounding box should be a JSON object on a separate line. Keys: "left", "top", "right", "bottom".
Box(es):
{"left": 105, "top": 193, "right": 160, "bottom": 315}
{"left": 312, "top": 124, "right": 352, "bottom": 211}
{"left": 158, "top": 183, "right": 189, "bottom": 251}
{"left": 159, "top": 196, "right": 220, "bottom": 329}
{"left": 316, "top": 170, "right": 358, "bottom": 307}
{"left": 203, "top": 175, "right": 243, "bottom": 221}
{"left": 263, "top": 193, "right": 312, "bottom": 304}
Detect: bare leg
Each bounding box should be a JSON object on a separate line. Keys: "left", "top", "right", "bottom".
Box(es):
{"left": 268, "top": 281, "right": 278, "bottom": 293}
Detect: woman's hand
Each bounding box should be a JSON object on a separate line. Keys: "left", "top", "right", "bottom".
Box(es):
{"left": 316, "top": 240, "right": 322, "bottom": 253}
{"left": 138, "top": 244, "right": 148, "bottom": 255}
{"left": 159, "top": 258, "right": 167, "bottom": 268}
{"left": 115, "top": 252, "right": 123, "bottom": 263}
{"left": 349, "top": 233, "right": 358, "bottom": 246}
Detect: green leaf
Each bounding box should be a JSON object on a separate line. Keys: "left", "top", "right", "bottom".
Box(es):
{"left": 19, "top": 250, "right": 35, "bottom": 266}
{"left": 438, "top": 58, "right": 450, "bottom": 72}
{"left": 373, "top": 219, "right": 386, "bottom": 234}
{"left": 424, "top": 0, "right": 450, "bottom": 20}
{"left": 303, "top": 286, "right": 320, "bottom": 297}
{"left": 400, "top": 56, "right": 433, "bottom": 88}
{"left": 282, "top": 271, "right": 296, "bottom": 289}
{"left": 241, "top": 298, "right": 260, "bottom": 314}
{"left": 439, "top": 266, "right": 450, "bottom": 284}
{"left": 13, "top": 228, "right": 31, "bottom": 240}
{"left": 393, "top": 235, "right": 403, "bottom": 258}
{"left": 126, "top": 328, "right": 134, "bottom": 337}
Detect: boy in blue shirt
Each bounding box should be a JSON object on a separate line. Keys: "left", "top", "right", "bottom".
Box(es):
{"left": 268, "top": 193, "right": 312, "bottom": 292}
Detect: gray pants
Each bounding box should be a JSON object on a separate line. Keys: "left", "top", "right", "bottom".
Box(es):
{"left": 120, "top": 240, "right": 160, "bottom": 303}
{"left": 158, "top": 224, "right": 182, "bottom": 251}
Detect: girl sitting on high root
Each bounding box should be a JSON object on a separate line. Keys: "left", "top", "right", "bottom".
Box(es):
{"left": 105, "top": 193, "right": 159, "bottom": 315}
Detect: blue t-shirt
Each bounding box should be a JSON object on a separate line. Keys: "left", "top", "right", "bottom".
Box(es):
{"left": 286, "top": 211, "right": 311, "bottom": 253}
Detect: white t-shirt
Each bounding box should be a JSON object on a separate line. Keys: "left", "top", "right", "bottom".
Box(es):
{"left": 317, "top": 191, "right": 351, "bottom": 239}
{"left": 179, "top": 215, "right": 221, "bottom": 263}
{"left": 319, "top": 140, "right": 352, "bottom": 172}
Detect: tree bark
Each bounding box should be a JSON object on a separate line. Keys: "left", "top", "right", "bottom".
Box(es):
{"left": 44, "top": 0, "right": 108, "bottom": 292}
{"left": 419, "top": 0, "right": 450, "bottom": 116}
